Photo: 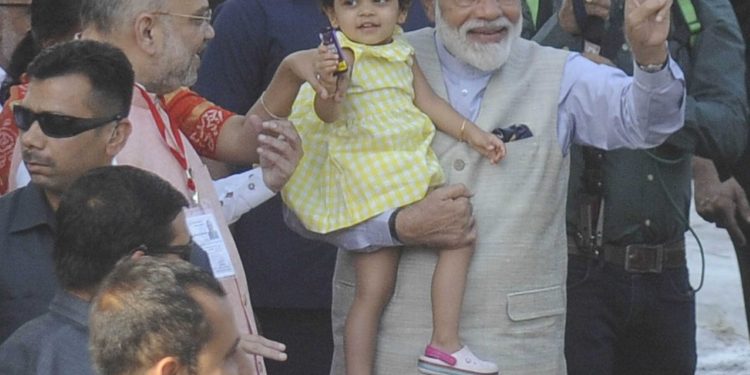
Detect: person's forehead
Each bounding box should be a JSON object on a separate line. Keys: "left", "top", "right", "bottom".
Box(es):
{"left": 24, "top": 74, "right": 95, "bottom": 115}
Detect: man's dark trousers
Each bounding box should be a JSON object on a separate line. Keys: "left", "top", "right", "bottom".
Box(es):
{"left": 565, "top": 255, "right": 697, "bottom": 375}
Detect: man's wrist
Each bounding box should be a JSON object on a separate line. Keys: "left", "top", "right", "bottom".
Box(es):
{"left": 632, "top": 42, "right": 669, "bottom": 71}
{"left": 636, "top": 59, "right": 668, "bottom": 73}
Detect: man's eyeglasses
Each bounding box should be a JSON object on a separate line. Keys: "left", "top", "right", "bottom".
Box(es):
{"left": 153, "top": 9, "right": 212, "bottom": 27}
{"left": 453, "top": 0, "right": 517, "bottom": 7}
{"left": 134, "top": 239, "right": 197, "bottom": 262}
{"left": 13, "top": 105, "right": 125, "bottom": 138}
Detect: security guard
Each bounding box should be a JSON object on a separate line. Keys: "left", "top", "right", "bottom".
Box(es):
{"left": 533, "top": 0, "right": 748, "bottom": 373}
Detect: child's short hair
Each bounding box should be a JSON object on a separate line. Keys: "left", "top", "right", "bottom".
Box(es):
{"left": 319, "top": 0, "right": 412, "bottom": 12}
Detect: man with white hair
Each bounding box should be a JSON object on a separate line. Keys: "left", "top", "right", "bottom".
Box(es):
{"left": 279, "top": 0, "right": 688, "bottom": 373}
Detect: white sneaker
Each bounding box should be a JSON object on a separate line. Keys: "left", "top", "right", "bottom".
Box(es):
{"left": 417, "top": 345, "right": 499, "bottom": 375}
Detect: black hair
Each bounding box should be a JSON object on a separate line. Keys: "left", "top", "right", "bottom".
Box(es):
{"left": 31, "top": 0, "right": 82, "bottom": 46}
{"left": 1, "top": 0, "right": 82, "bottom": 102}
{"left": 91, "top": 257, "right": 225, "bottom": 375}
{"left": 1, "top": 31, "right": 33, "bottom": 102}
{"left": 319, "top": 0, "right": 412, "bottom": 11}
{"left": 26, "top": 39, "right": 134, "bottom": 118}
{"left": 53, "top": 166, "right": 188, "bottom": 292}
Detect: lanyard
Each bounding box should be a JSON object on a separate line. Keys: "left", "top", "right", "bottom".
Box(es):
{"left": 135, "top": 85, "right": 199, "bottom": 204}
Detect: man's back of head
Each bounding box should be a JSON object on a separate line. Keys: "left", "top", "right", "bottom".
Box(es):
{"left": 54, "top": 165, "right": 189, "bottom": 295}
{"left": 91, "top": 257, "right": 252, "bottom": 375}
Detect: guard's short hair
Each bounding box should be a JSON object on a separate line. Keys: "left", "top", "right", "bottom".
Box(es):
{"left": 25, "top": 39, "right": 133, "bottom": 118}
{"left": 53, "top": 166, "right": 188, "bottom": 292}
{"left": 90, "top": 257, "right": 225, "bottom": 375}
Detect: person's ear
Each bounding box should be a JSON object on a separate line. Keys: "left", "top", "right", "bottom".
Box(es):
{"left": 146, "top": 356, "right": 181, "bottom": 375}
{"left": 130, "top": 249, "right": 147, "bottom": 260}
{"left": 134, "top": 13, "right": 161, "bottom": 55}
{"left": 106, "top": 119, "right": 132, "bottom": 157}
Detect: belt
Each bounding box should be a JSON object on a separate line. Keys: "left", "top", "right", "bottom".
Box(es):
{"left": 567, "top": 236, "right": 686, "bottom": 273}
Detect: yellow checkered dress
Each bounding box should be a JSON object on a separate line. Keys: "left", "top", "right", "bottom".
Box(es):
{"left": 281, "top": 31, "right": 444, "bottom": 233}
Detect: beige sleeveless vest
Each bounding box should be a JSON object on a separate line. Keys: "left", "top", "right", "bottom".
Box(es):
{"left": 331, "top": 28, "right": 570, "bottom": 374}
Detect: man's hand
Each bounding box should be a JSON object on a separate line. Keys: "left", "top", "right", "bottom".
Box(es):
{"left": 558, "top": 0, "right": 612, "bottom": 35}
{"left": 625, "top": 0, "right": 672, "bottom": 66}
{"left": 396, "top": 184, "right": 476, "bottom": 249}
{"left": 693, "top": 157, "right": 750, "bottom": 246}
{"left": 241, "top": 334, "right": 287, "bottom": 362}
{"left": 247, "top": 115, "right": 302, "bottom": 192}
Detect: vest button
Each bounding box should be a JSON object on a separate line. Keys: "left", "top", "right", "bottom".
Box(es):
{"left": 453, "top": 159, "right": 465, "bottom": 171}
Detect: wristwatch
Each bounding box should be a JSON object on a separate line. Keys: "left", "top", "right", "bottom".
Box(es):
{"left": 637, "top": 59, "right": 668, "bottom": 73}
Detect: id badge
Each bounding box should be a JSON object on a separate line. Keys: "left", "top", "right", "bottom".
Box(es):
{"left": 184, "top": 205, "right": 236, "bottom": 278}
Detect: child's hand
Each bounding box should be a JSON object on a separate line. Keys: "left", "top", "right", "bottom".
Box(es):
{"left": 315, "top": 44, "right": 350, "bottom": 101}
{"left": 467, "top": 128, "right": 506, "bottom": 164}
{"left": 315, "top": 43, "right": 340, "bottom": 98}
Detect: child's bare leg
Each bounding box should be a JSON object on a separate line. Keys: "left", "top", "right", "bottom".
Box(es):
{"left": 345, "top": 247, "right": 400, "bottom": 375}
{"left": 430, "top": 245, "right": 474, "bottom": 352}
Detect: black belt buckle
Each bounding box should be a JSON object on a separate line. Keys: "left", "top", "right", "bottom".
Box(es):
{"left": 624, "top": 244, "right": 664, "bottom": 273}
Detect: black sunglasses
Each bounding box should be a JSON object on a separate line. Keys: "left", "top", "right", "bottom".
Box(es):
{"left": 13, "top": 105, "right": 125, "bottom": 138}
{"left": 134, "top": 240, "right": 197, "bottom": 262}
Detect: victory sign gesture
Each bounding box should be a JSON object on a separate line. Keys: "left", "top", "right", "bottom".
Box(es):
{"left": 625, "top": 0, "right": 673, "bottom": 66}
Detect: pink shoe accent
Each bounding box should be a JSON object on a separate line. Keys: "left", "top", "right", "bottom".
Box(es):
{"left": 424, "top": 345, "right": 457, "bottom": 366}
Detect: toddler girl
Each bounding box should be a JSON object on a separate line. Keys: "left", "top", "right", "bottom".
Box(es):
{"left": 262, "top": 1, "right": 504, "bottom": 374}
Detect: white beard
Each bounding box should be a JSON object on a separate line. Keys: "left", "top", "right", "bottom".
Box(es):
{"left": 435, "top": 5, "right": 523, "bottom": 72}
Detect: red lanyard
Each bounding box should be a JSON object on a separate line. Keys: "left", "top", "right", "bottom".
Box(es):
{"left": 135, "top": 85, "right": 198, "bottom": 204}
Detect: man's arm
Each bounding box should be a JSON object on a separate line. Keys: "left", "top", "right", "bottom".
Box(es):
{"left": 313, "top": 184, "right": 477, "bottom": 252}
{"left": 161, "top": 88, "right": 302, "bottom": 192}
{"left": 554, "top": 0, "right": 686, "bottom": 152}
{"left": 538, "top": 0, "right": 746, "bottom": 163}
{"left": 556, "top": 52, "right": 686, "bottom": 151}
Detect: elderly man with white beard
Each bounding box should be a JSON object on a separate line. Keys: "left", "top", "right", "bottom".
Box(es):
{"left": 263, "top": 0, "right": 685, "bottom": 373}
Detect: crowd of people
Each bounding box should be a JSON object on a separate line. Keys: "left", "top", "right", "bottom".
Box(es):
{"left": 0, "top": 0, "right": 747, "bottom": 374}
